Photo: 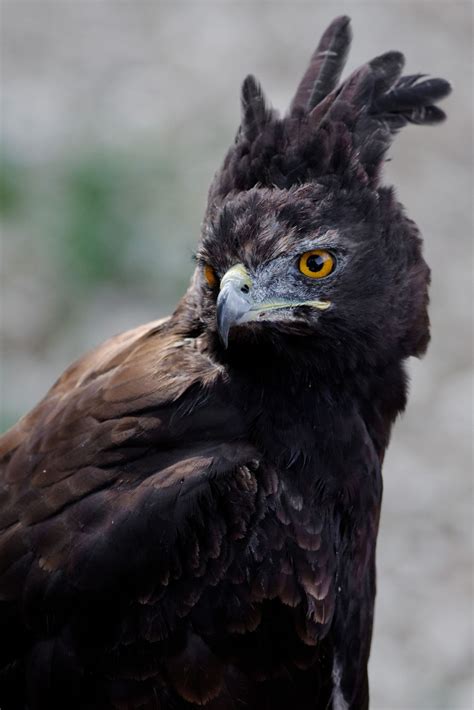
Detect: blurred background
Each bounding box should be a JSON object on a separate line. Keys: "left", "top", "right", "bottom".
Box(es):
{"left": 0, "top": 2, "right": 472, "bottom": 708}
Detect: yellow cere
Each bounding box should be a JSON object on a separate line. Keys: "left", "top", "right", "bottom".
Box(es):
{"left": 299, "top": 249, "right": 335, "bottom": 279}
{"left": 204, "top": 265, "right": 218, "bottom": 287}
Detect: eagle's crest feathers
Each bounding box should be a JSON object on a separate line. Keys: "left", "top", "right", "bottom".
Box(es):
{"left": 209, "top": 16, "right": 450, "bottom": 203}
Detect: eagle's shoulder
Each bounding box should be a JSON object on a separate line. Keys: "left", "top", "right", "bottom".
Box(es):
{"left": 0, "top": 314, "right": 220, "bottom": 461}
{"left": 0, "top": 313, "right": 252, "bottom": 599}
{"left": 0, "top": 317, "right": 165, "bottom": 456}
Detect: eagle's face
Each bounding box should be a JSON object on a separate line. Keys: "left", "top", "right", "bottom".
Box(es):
{"left": 196, "top": 181, "right": 430, "bottom": 367}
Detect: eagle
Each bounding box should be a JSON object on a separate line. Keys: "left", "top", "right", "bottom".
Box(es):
{"left": 0, "top": 16, "right": 450, "bottom": 710}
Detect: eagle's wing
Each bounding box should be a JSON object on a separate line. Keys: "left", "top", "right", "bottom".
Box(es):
{"left": 0, "top": 312, "right": 346, "bottom": 710}
{"left": 0, "top": 313, "right": 262, "bottom": 706}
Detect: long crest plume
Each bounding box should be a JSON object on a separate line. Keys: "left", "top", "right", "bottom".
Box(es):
{"left": 207, "top": 16, "right": 451, "bottom": 205}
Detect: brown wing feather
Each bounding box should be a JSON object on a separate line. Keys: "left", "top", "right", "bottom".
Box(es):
{"left": 0, "top": 317, "right": 168, "bottom": 459}
{"left": 0, "top": 312, "right": 247, "bottom": 594}
{"left": 0, "top": 307, "right": 342, "bottom": 708}
{"left": 0, "top": 309, "right": 264, "bottom": 707}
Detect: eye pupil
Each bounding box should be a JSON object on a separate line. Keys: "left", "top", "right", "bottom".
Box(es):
{"left": 306, "top": 254, "right": 325, "bottom": 272}
{"left": 299, "top": 250, "right": 335, "bottom": 279}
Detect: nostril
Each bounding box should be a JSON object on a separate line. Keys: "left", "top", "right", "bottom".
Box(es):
{"left": 241, "top": 284, "right": 250, "bottom": 294}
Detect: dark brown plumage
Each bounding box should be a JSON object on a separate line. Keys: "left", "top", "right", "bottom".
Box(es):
{"left": 0, "top": 16, "right": 450, "bottom": 710}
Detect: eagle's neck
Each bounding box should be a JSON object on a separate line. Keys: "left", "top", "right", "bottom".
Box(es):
{"left": 221, "top": 345, "right": 407, "bottom": 471}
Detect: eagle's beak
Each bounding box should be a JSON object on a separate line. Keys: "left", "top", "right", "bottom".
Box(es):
{"left": 216, "top": 263, "right": 332, "bottom": 347}
{"left": 216, "top": 264, "right": 253, "bottom": 347}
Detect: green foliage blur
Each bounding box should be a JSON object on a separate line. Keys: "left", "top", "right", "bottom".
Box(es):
{"left": 0, "top": 138, "right": 216, "bottom": 431}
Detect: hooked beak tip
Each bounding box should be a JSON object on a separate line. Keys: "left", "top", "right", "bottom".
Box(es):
{"left": 220, "top": 331, "right": 229, "bottom": 349}
{"left": 217, "top": 312, "right": 230, "bottom": 348}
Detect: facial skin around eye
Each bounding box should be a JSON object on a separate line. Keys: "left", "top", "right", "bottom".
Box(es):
{"left": 298, "top": 249, "right": 336, "bottom": 279}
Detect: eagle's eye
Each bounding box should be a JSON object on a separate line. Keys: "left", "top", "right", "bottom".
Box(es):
{"left": 204, "top": 265, "right": 218, "bottom": 287}
{"left": 299, "top": 249, "right": 336, "bottom": 279}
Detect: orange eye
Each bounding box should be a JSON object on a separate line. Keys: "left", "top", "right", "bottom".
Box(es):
{"left": 204, "top": 265, "right": 218, "bottom": 287}
{"left": 299, "top": 249, "right": 335, "bottom": 279}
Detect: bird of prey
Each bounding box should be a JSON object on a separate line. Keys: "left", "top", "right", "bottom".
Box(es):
{"left": 0, "top": 16, "right": 450, "bottom": 710}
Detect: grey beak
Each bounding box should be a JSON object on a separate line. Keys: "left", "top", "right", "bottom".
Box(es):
{"left": 216, "top": 265, "right": 253, "bottom": 347}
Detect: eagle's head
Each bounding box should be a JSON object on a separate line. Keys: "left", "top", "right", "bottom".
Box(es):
{"left": 190, "top": 17, "right": 450, "bottom": 372}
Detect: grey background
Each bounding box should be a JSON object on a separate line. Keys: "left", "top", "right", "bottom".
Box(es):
{"left": 1, "top": 2, "right": 472, "bottom": 708}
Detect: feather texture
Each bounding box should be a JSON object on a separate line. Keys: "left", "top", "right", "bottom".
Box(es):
{"left": 290, "top": 15, "right": 352, "bottom": 112}
{"left": 0, "top": 15, "right": 449, "bottom": 710}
